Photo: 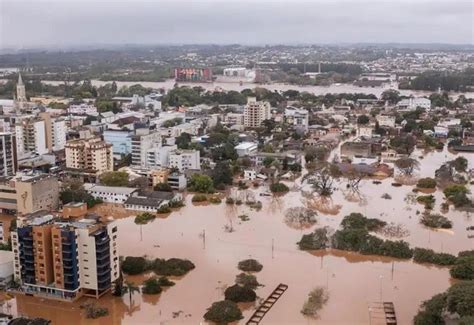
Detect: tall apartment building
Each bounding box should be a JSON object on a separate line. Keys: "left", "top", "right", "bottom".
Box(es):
{"left": 15, "top": 118, "right": 48, "bottom": 157}
{"left": 0, "top": 132, "right": 16, "bottom": 177}
{"left": 169, "top": 149, "right": 200, "bottom": 172}
{"left": 130, "top": 128, "right": 161, "bottom": 168}
{"left": 243, "top": 97, "right": 271, "bottom": 128}
{"left": 11, "top": 213, "right": 119, "bottom": 300}
{"left": 39, "top": 112, "right": 67, "bottom": 152}
{"left": 65, "top": 138, "right": 113, "bottom": 175}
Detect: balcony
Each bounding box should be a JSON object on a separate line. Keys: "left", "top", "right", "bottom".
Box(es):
{"left": 97, "top": 267, "right": 110, "bottom": 277}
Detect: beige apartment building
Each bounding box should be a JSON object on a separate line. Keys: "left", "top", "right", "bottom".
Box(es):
{"left": 243, "top": 97, "right": 271, "bottom": 128}
{"left": 65, "top": 137, "right": 113, "bottom": 175}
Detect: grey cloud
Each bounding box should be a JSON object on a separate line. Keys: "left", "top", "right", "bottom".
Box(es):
{"left": 0, "top": 0, "right": 472, "bottom": 48}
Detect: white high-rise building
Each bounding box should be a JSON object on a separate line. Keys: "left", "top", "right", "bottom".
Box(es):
{"left": 0, "top": 132, "right": 16, "bottom": 176}
{"left": 15, "top": 118, "right": 47, "bottom": 157}
{"left": 244, "top": 97, "right": 271, "bottom": 128}
{"left": 51, "top": 118, "right": 67, "bottom": 151}
{"left": 130, "top": 129, "right": 162, "bottom": 168}
{"left": 146, "top": 145, "right": 177, "bottom": 169}
{"left": 39, "top": 112, "right": 67, "bottom": 152}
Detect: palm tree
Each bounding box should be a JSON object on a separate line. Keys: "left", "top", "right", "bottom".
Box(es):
{"left": 122, "top": 281, "right": 140, "bottom": 305}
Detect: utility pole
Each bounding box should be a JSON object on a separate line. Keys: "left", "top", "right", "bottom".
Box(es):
{"left": 271, "top": 238, "right": 274, "bottom": 259}
{"left": 203, "top": 229, "right": 206, "bottom": 249}
{"left": 379, "top": 275, "right": 384, "bottom": 302}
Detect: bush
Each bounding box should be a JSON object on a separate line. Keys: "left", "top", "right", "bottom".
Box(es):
{"left": 420, "top": 213, "right": 452, "bottom": 229}
{"left": 417, "top": 178, "right": 437, "bottom": 189}
{"left": 142, "top": 277, "right": 162, "bottom": 295}
{"left": 99, "top": 171, "right": 129, "bottom": 187}
{"left": 134, "top": 212, "right": 155, "bottom": 225}
{"left": 224, "top": 284, "right": 257, "bottom": 302}
{"left": 122, "top": 256, "right": 148, "bottom": 275}
{"left": 168, "top": 199, "right": 185, "bottom": 208}
{"left": 157, "top": 204, "right": 171, "bottom": 214}
{"left": 444, "top": 185, "right": 471, "bottom": 208}
{"left": 298, "top": 228, "right": 330, "bottom": 250}
{"left": 331, "top": 228, "right": 413, "bottom": 259}
{"left": 154, "top": 183, "right": 173, "bottom": 192}
{"left": 247, "top": 201, "right": 262, "bottom": 210}
{"left": 203, "top": 300, "right": 243, "bottom": 323}
{"left": 153, "top": 258, "right": 195, "bottom": 276}
{"left": 413, "top": 248, "right": 457, "bottom": 266}
{"left": 235, "top": 273, "right": 260, "bottom": 290}
{"left": 450, "top": 255, "right": 474, "bottom": 280}
{"left": 285, "top": 207, "right": 317, "bottom": 229}
{"left": 208, "top": 196, "right": 222, "bottom": 204}
{"left": 157, "top": 276, "right": 175, "bottom": 287}
{"left": 225, "top": 197, "right": 235, "bottom": 205}
{"left": 192, "top": 194, "right": 207, "bottom": 202}
{"left": 417, "top": 195, "right": 436, "bottom": 210}
{"left": 188, "top": 174, "right": 214, "bottom": 193}
{"left": 270, "top": 182, "right": 290, "bottom": 193}
{"left": 83, "top": 303, "right": 109, "bottom": 319}
{"left": 301, "top": 287, "right": 329, "bottom": 317}
{"left": 238, "top": 259, "right": 263, "bottom": 272}
{"left": 340, "top": 213, "right": 386, "bottom": 232}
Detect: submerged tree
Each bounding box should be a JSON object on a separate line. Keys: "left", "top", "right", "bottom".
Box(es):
{"left": 301, "top": 287, "right": 330, "bottom": 317}
{"left": 303, "top": 164, "right": 335, "bottom": 196}
{"left": 395, "top": 157, "right": 420, "bottom": 176}
{"left": 122, "top": 281, "right": 140, "bottom": 306}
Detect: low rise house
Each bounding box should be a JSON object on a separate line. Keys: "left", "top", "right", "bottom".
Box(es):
{"left": 124, "top": 191, "right": 179, "bottom": 212}
{"left": 249, "top": 151, "right": 302, "bottom": 168}
{"left": 235, "top": 142, "right": 258, "bottom": 157}
{"left": 284, "top": 106, "right": 309, "bottom": 132}
{"left": 340, "top": 141, "right": 382, "bottom": 160}
{"left": 377, "top": 115, "right": 396, "bottom": 128}
{"left": 243, "top": 170, "right": 257, "bottom": 181}
{"left": 167, "top": 173, "right": 187, "bottom": 190}
{"left": 84, "top": 184, "right": 137, "bottom": 204}
{"left": 68, "top": 104, "right": 98, "bottom": 115}
{"left": 397, "top": 98, "right": 431, "bottom": 111}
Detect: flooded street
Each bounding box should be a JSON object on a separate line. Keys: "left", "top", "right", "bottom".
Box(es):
{"left": 1, "top": 148, "right": 473, "bottom": 324}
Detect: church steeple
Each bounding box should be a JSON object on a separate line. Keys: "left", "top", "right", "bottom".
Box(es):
{"left": 16, "top": 72, "right": 27, "bottom": 110}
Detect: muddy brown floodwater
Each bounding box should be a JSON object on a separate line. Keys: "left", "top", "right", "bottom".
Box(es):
{"left": 1, "top": 147, "right": 473, "bottom": 324}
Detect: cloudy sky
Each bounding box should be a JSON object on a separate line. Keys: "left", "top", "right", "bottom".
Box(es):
{"left": 0, "top": 0, "right": 472, "bottom": 49}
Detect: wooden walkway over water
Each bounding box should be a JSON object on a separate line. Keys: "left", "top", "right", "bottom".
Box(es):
{"left": 368, "top": 302, "right": 397, "bottom": 325}
{"left": 246, "top": 283, "right": 288, "bottom": 325}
